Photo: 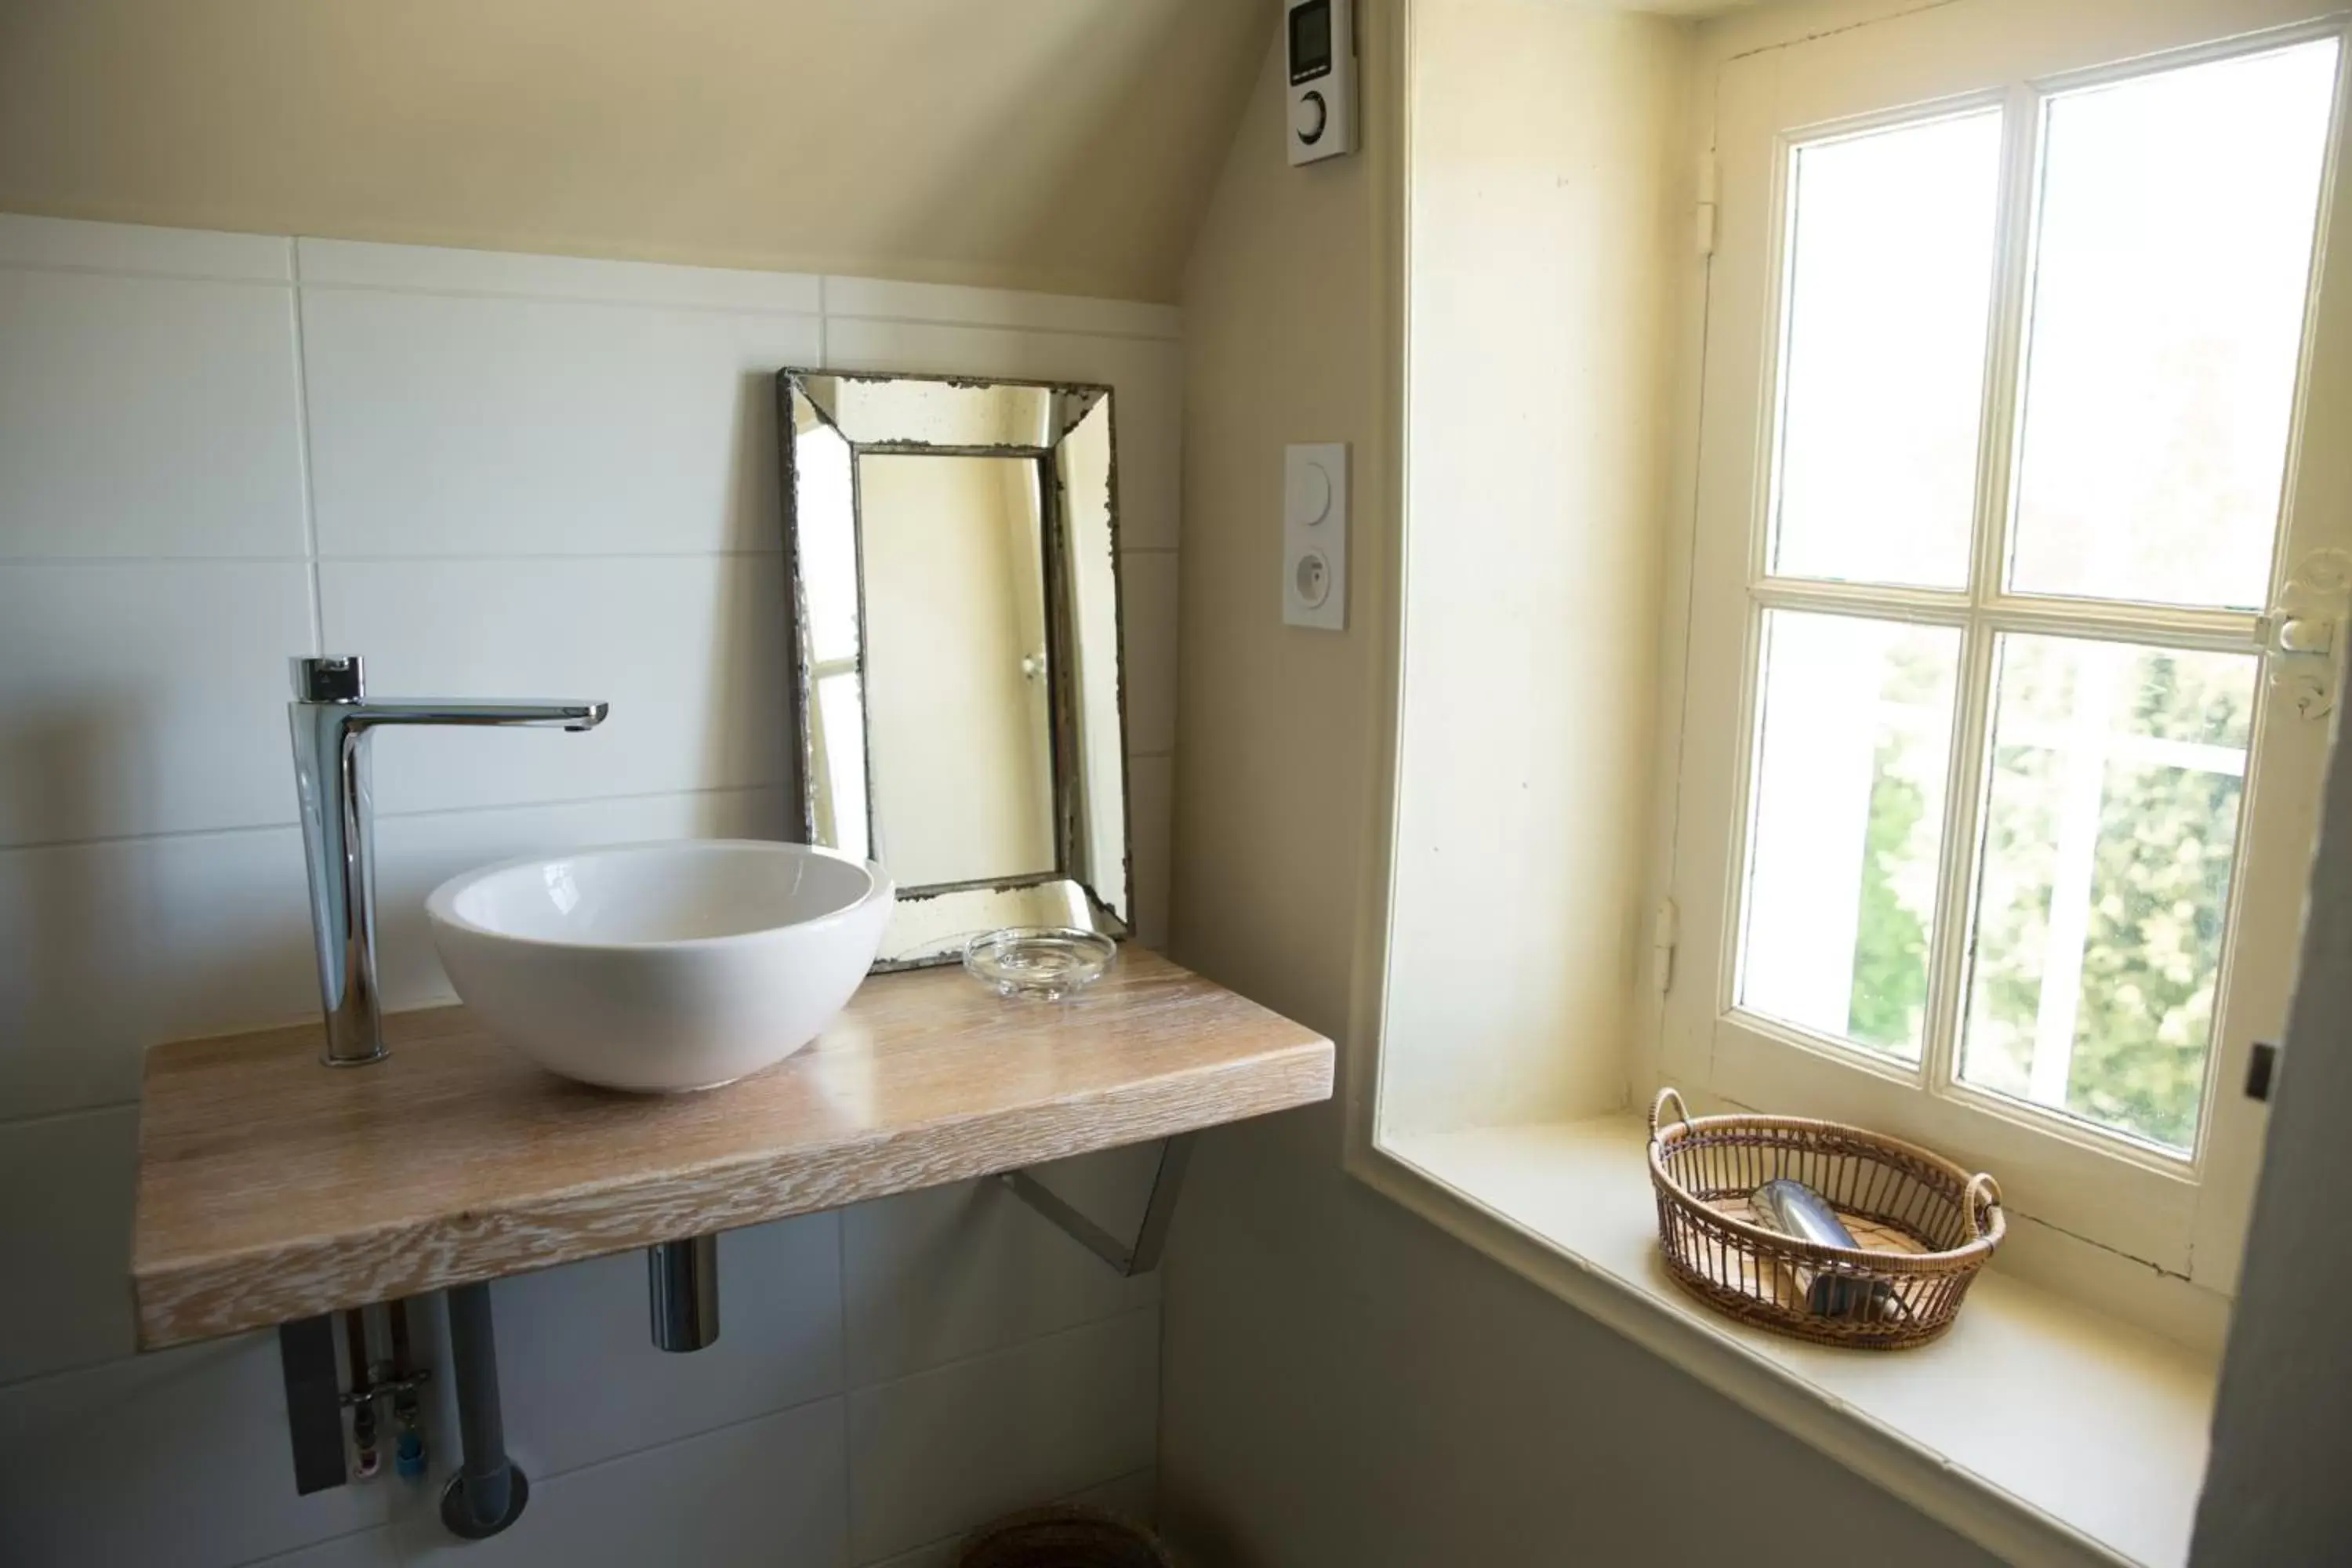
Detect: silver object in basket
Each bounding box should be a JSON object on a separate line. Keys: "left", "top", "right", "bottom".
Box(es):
{"left": 1750, "top": 1178, "right": 1902, "bottom": 1321}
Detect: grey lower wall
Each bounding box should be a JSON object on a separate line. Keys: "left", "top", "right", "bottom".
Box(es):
{"left": 1159, "top": 1106, "right": 1995, "bottom": 1568}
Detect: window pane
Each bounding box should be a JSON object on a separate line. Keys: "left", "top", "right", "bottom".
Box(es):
{"left": 2009, "top": 41, "right": 2340, "bottom": 609}
{"left": 1771, "top": 111, "right": 2003, "bottom": 589}
{"left": 1740, "top": 612, "right": 1962, "bottom": 1060}
{"left": 1961, "top": 636, "right": 2256, "bottom": 1150}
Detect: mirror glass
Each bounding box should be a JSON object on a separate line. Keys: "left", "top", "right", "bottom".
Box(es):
{"left": 779, "top": 370, "right": 1130, "bottom": 968}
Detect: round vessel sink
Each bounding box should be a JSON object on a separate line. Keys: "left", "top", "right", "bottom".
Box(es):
{"left": 426, "top": 840, "right": 894, "bottom": 1092}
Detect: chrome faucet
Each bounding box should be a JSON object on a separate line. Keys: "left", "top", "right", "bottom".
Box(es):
{"left": 289, "top": 655, "right": 608, "bottom": 1066}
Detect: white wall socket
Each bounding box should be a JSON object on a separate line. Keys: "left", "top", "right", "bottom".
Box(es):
{"left": 1283, "top": 442, "right": 1348, "bottom": 631}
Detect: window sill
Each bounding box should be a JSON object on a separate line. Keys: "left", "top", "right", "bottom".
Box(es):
{"left": 1360, "top": 1116, "right": 2217, "bottom": 1568}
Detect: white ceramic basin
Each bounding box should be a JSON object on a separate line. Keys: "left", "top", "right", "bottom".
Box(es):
{"left": 425, "top": 840, "right": 894, "bottom": 1092}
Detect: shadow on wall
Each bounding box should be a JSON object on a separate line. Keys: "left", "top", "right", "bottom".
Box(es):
{"left": 3, "top": 703, "right": 136, "bottom": 849}
{"left": 880, "top": 1, "right": 1270, "bottom": 301}
{"left": 731, "top": 365, "right": 784, "bottom": 559}
{"left": 1, "top": 706, "right": 303, "bottom": 1380}
{"left": 703, "top": 367, "right": 790, "bottom": 803}
{"left": 1, "top": 705, "right": 316, "bottom": 1118}
{"left": 0, "top": 359, "right": 800, "bottom": 1111}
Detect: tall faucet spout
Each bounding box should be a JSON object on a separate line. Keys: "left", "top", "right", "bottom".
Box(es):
{"left": 289, "top": 656, "right": 608, "bottom": 1067}
{"left": 342, "top": 699, "right": 609, "bottom": 733}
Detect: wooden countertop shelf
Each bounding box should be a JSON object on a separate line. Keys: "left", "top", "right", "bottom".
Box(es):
{"left": 132, "top": 951, "right": 1333, "bottom": 1349}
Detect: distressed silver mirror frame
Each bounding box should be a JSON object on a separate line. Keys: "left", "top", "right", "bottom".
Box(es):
{"left": 776, "top": 368, "right": 1132, "bottom": 970}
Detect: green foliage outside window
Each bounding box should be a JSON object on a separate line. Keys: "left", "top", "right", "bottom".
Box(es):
{"left": 1848, "top": 751, "right": 1929, "bottom": 1054}
{"left": 1839, "top": 641, "right": 2249, "bottom": 1150}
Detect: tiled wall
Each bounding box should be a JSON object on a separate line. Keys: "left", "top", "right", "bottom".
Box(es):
{"left": 0, "top": 214, "right": 1181, "bottom": 1567}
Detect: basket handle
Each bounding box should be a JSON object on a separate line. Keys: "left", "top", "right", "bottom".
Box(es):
{"left": 1965, "top": 1171, "right": 2003, "bottom": 1231}
{"left": 1649, "top": 1087, "right": 1693, "bottom": 1142}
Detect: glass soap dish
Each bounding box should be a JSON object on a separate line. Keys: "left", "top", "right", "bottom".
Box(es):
{"left": 963, "top": 927, "right": 1117, "bottom": 1001}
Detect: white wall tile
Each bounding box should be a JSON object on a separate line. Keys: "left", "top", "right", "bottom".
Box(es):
{"left": 1067, "top": 1467, "right": 1156, "bottom": 1523}
{"left": 0, "top": 270, "right": 308, "bottom": 559}
{"left": 369, "top": 787, "right": 790, "bottom": 1009}
{"left": 318, "top": 556, "right": 788, "bottom": 815}
{"left": 823, "top": 278, "right": 1178, "bottom": 342}
{"left": 0, "top": 222, "right": 1178, "bottom": 1568}
{"left": 847, "top": 1308, "right": 1159, "bottom": 1563}
{"left": 1127, "top": 752, "right": 1172, "bottom": 953}
{"left": 0, "top": 214, "right": 290, "bottom": 281}
{"left": 0, "top": 826, "right": 316, "bottom": 1117}
{"left": 0, "top": 1105, "right": 138, "bottom": 1383}
{"left": 0, "top": 561, "right": 312, "bottom": 847}
{"left": 486, "top": 1213, "right": 842, "bottom": 1481}
{"left": 1120, "top": 550, "right": 1179, "bottom": 757}
{"left": 299, "top": 238, "right": 818, "bottom": 314}
{"left": 842, "top": 1155, "right": 1160, "bottom": 1388}
{"left": 0, "top": 1332, "right": 395, "bottom": 1568}
{"left": 238, "top": 1526, "right": 398, "bottom": 1568}
{"left": 822, "top": 319, "right": 1181, "bottom": 552}
{"left": 397, "top": 1396, "right": 847, "bottom": 1568}
{"left": 302, "top": 287, "right": 817, "bottom": 557}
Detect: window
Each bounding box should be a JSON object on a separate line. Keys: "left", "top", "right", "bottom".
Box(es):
{"left": 1669, "top": 13, "right": 2350, "bottom": 1288}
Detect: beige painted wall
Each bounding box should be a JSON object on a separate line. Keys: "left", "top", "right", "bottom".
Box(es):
{"left": 0, "top": 0, "right": 1266, "bottom": 302}
{"left": 1159, "top": 5, "right": 1993, "bottom": 1561}
{"left": 1381, "top": 0, "right": 1687, "bottom": 1135}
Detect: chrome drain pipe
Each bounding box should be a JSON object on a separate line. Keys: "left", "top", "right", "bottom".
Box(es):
{"left": 439, "top": 1283, "right": 528, "bottom": 1537}
{"left": 649, "top": 1236, "right": 720, "bottom": 1352}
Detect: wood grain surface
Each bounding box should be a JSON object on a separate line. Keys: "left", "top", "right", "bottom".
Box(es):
{"left": 131, "top": 951, "right": 1332, "bottom": 1348}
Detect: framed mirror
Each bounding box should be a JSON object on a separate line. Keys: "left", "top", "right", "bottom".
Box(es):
{"left": 776, "top": 368, "right": 1131, "bottom": 969}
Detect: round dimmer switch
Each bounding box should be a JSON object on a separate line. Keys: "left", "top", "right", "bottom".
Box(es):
{"left": 1286, "top": 460, "right": 1332, "bottom": 526}
{"left": 1294, "top": 91, "right": 1328, "bottom": 144}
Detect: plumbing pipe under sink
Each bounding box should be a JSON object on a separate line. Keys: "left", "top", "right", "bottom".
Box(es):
{"left": 648, "top": 1236, "right": 720, "bottom": 1352}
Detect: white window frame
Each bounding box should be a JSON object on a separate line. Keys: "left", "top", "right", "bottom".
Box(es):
{"left": 1663, "top": 4, "right": 2352, "bottom": 1291}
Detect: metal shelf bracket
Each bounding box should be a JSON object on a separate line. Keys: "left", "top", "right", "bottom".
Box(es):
{"left": 997, "top": 1133, "right": 1196, "bottom": 1278}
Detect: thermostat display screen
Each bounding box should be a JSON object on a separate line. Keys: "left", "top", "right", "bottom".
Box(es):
{"left": 1289, "top": 1, "right": 1332, "bottom": 83}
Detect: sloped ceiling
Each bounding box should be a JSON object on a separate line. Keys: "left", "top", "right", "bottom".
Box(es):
{"left": 0, "top": 0, "right": 1271, "bottom": 302}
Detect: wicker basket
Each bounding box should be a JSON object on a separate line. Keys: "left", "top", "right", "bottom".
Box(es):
{"left": 1647, "top": 1087, "right": 2005, "bottom": 1349}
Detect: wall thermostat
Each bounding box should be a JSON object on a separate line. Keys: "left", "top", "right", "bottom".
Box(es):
{"left": 1285, "top": 0, "right": 1356, "bottom": 166}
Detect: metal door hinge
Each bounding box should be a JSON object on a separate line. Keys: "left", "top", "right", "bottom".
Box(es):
{"left": 1695, "top": 152, "right": 1719, "bottom": 258}
{"left": 2263, "top": 549, "right": 2352, "bottom": 720}
{"left": 1653, "top": 899, "right": 1680, "bottom": 996}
